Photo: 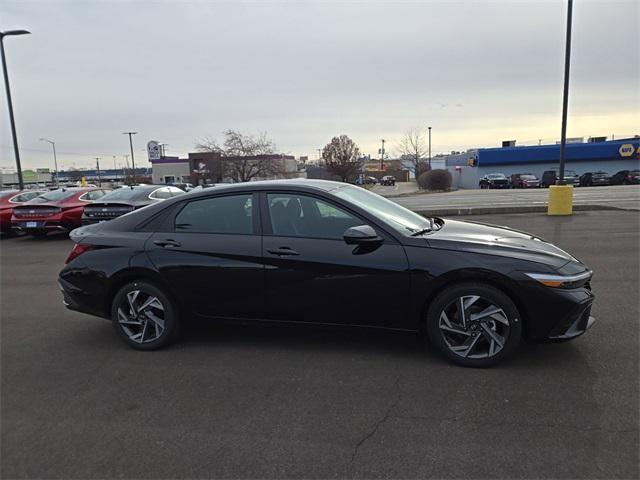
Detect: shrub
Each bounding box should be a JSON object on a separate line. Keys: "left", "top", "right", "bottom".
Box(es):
{"left": 418, "top": 169, "right": 452, "bottom": 191}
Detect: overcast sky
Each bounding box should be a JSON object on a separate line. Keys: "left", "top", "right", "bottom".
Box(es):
{"left": 1, "top": 0, "right": 638, "bottom": 171}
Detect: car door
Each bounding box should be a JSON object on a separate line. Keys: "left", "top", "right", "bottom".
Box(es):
{"left": 261, "top": 191, "right": 410, "bottom": 328}
{"left": 146, "top": 192, "right": 264, "bottom": 320}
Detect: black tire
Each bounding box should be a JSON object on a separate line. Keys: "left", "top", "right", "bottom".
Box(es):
{"left": 425, "top": 282, "right": 522, "bottom": 367}
{"left": 111, "top": 281, "right": 180, "bottom": 350}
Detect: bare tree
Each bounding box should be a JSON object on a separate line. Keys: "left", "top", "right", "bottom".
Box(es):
{"left": 322, "top": 135, "right": 361, "bottom": 182}
{"left": 397, "top": 129, "right": 429, "bottom": 177}
{"left": 195, "top": 129, "right": 285, "bottom": 182}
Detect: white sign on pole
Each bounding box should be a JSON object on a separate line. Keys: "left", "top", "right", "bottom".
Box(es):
{"left": 147, "top": 140, "right": 161, "bottom": 161}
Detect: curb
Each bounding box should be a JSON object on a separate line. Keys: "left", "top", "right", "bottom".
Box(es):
{"left": 412, "top": 204, "right": 630, "bottom": 217}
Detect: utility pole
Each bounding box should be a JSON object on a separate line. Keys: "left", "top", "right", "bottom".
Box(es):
{"left": 317, "top": 148, "right": 322, "bottom": 163}
{"left": 427, "top": 126, "right": 432, "bottom": 168}
{"left": 39, "top": 138, "right": 59, "bottom": 187}
{"left": 95, "top": 157, "right": 101, "bottom": 186}
{"left": 1, "top": 30, "right": 31, "bottom": 190}
{"left": 380, "top": 139, "right": 385, "bottom": 170}
{"left": 123, "top": 132, "right": 137, "bottom": 184}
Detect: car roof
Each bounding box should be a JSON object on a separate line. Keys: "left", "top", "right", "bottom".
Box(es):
{"left": 184, "top": 179, "right": 347, "bottom": 198}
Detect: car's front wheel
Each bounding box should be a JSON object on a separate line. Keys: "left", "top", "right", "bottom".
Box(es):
{"left": 111, "top": 281, "right": 179, "bottom": 350}
{"left": 426, "top": 283, "right": 522, "bottom": 367}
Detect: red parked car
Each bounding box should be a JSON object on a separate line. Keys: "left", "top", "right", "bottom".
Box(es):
{"left": 0, "top": 189, "right": 47, "bottom": 233}
{"left": 510, "top": 173, "right": 540, "bottom": 188}
{"left": 11, "top": 187, "right": 110, "bottom": 237}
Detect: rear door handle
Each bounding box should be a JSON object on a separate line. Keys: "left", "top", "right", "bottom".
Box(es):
{"left": 153, "top": 239, "right": 181, "bottom": 248}
{"left": 267, "top": 247, "right": 300, "bottom": 256}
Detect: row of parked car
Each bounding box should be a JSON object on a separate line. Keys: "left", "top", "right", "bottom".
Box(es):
{"left": 0, "top": 184, "right": 187, "bottom": 237}
{"left": 479, "top": 169, "right": 640, "bottom": 189}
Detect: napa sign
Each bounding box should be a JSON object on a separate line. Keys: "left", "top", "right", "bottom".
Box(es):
{"left": 618, "top": 143, "right": 635, "bottom": 157}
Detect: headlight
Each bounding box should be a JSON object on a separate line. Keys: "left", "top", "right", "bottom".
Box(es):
{"left": 525, "top": 270, "right": 592, "bottom": 288}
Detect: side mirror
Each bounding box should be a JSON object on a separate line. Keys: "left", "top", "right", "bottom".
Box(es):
{"left": 344, "top": 225, "right": 382, "bottom": 245}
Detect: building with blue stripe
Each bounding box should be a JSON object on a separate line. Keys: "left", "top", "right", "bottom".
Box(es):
{"left": 445, "top": 137, "right": 639, "bottom": 189}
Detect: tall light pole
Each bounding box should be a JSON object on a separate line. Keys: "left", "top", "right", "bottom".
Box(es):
{"left": 39, "top": 138, "right": 59, "bottom": 186}
{"left": 380, "top": 139, "right": 385, "bottom": 170}
{"left": 427, "top": 126, "right": 432, "bottom": 168}
{"left": 557, "top": 0, "right": 573, "bottom": 185}
{"left": 123, "top": 132, "right": 137, "bottom": 184}
{"left": 1, "top": 29, "right": 30, "bottom": 190}
{"left": 548, "top": 0, "right": 574, "bottom": 216}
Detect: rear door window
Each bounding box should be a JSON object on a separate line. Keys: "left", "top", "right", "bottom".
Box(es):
{"left": 174, "top": 194, "right": 253, "bottom": 234}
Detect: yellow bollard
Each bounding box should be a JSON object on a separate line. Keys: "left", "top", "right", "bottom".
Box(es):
{"left": 547, "top": 184, "right": 574, "bottom": 215}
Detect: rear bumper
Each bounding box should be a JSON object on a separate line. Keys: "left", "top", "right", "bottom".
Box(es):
{"left": 12, "top": 221, "right": 70, "bottom": 232}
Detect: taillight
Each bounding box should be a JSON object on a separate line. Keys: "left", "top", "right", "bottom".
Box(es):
{"left": 65, "top": 243, "right": 93, "bottom": 264}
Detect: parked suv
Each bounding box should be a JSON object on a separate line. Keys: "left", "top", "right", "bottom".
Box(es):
{"left": 541, "top": 170, "right": 580, "bottom": 188}
{"left": 510, "top": 173, "right": 540, "bottom": 189}
{"left": 479, "top": 173, "right": 510, "bottom": 189}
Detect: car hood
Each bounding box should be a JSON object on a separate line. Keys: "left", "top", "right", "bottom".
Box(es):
{"left": 426, "top": 219, "right": 577, "bottom": 268}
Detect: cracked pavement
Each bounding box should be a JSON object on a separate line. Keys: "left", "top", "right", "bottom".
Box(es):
{"left": 1, "top": 211, "right": 638, "bottom": 478}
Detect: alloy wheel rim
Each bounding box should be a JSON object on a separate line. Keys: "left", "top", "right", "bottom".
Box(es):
{"left": 438, "top": 295, "right": 510, "bottom": 359}
{"left": 117, "top": 290, "right": 165, "bottom": 343}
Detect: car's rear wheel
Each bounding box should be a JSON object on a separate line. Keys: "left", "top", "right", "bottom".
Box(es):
{"left": 111, "top": 281, "right": 179, "bottom": 350}
{"left": 426, "top": 283, "right": 522, "bottom": 367}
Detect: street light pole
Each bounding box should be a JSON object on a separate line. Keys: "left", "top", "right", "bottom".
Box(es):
{"left": 557, "top": 0, "right": 573, "bottom": 185}
{"left": 95, "top": 157, "right": 101, "bottom": 186}
{"left": 1, "top": 29, "right": 30, "bottom": 190}
{"left": 380, "top": 139, "right": 385, "bottom": 170}
{"left": 428, "top": 126, "right": 432, "bottom": 168}
{"left": 39, "top": 138, "right": 59, "bottom": 186}
{"left": 123, "top": 132, "right": 137, "bottom": 184}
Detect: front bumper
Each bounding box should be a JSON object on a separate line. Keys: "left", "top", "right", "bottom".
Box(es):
{"left": 547, "top": 300, "right": 595, "bottom": 341}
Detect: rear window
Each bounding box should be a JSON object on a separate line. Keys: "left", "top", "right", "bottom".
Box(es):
{"left": 100, "top": 187, "right": 152, "bottom": 202}
{"left": 174, "top": 194, "right": 253, "bottom": 234}
{"left": 30, "top": 190, "right": 77, "bottom": 203}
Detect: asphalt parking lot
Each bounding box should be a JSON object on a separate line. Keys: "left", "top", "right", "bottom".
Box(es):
{"left": 1, "top": 210, "right": 638, "bottom": 479}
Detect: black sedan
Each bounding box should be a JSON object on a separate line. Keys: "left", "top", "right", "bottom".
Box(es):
{"left": 59, "top": 179, "right": 595, "bottom": 367}
{"left": 81, "top": 185, "right": 185, "bottom": 225}
{"left": 579, "top": 171, "right": 610, "bottom": 187}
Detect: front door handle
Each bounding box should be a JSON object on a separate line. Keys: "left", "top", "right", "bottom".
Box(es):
{"left": 267, "top": 247, "right": 300, "bottom": 256}
{"left": 154, "top": 239, "right": 181, "bottom": 248}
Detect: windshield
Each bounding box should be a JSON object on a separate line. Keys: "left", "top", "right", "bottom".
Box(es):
{"left": 333, "top": 185, "right": 432, "bottom": 235}
{"left": 488, "top": 174, "right": 505, "bottom": 179}
{"left": 99, "top": 187, "right": 150, "bottom": 202}
{"left": 521, "top": 175, "right": 536, "bottom": 180}
{"left": 30, "top": 190, "right": 77, "bottom": 203}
